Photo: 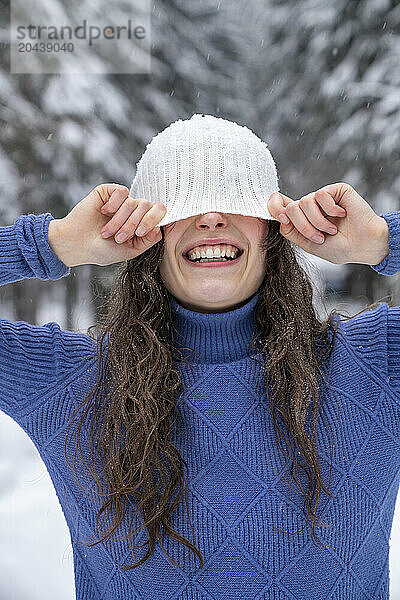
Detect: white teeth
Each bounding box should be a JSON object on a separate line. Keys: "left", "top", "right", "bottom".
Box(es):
{"left": 187, "top": 244, "right": 239, "bottom": 261}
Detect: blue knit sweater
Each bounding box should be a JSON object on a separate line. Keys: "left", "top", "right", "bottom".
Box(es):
{"left": 1, "top": 211, "right": 400, "bottom": 600}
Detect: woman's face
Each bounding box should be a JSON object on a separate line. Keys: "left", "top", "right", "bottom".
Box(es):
{"left": 159, "top": 211, "right": 268, "bottom": 313}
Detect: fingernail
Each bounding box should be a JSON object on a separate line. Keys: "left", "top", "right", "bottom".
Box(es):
{"left": 136, "top": 225, "right": 147, "bottom": 236}
{"left": 312, "top": 235, "right": 324, "bottom": 244}
{"left": 278, "top": 213, "right": 289, "bottom": 225}
{"left": 101, "top": 230, "right": 112, "bottom": 238}
{"left": 115, "top": 232, "right": 128, "bottom": 243}
{"left": 327, "top": 226, "right": 337, "bottom": 234}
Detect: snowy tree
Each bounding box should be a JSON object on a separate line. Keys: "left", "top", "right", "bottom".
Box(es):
{"left": 235, "top": 0, "right": 400, "bottom": 301}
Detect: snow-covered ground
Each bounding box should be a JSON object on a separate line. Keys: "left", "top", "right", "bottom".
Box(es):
{"left": 0, "top": 413, "right": 75, "bottom": 600}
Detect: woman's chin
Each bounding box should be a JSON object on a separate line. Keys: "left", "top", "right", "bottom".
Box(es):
{"left": 174, "top": 289, "right": 242, "bottom": 312}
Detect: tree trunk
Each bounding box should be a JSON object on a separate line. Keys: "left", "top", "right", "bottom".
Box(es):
{"left": 11, "top": 278, "right": 40, "bottom": 323}
{"left": 65, "top": 270, "right": 78, "bottom": 331}
{"left": 89, "top": 264, "right": 110, "bottom": 325}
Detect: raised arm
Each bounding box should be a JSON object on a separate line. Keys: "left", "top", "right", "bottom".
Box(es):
{"left": 0, "top": 180, "right": 171, "bottom": 424}
{"left": 372, "top": 211, "right": 400, "bottom": 392}
{"left": 0, "top": 212, "right": 95, "bottom": 422}
{"left": 370, "top": 211, "right": 400, "bottom": 391}
{"left": 341, "top": 211, "right": 400, "bottom": 392}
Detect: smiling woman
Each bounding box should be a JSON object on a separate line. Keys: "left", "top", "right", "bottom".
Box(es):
{"left": 60, "top": 115, "right": 398, "bottom": 597}
{"left": 1, "top": 114, "right": 399, "bottom": 600}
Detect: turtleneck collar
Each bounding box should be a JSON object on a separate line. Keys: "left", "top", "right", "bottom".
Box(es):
{"left": 169, "top": 290, "right": 261, "bottom": 364}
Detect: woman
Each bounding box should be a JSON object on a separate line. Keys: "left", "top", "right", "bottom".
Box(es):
{"left": 0, "top": 114, "right": 398, "bottom": 600}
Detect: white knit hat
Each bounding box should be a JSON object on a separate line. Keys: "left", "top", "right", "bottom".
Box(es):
{"left": 129, "top": 113, "right": 280, "bottom": 227}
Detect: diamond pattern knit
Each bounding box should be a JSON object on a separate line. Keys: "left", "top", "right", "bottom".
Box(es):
{"left": 0, "top": 211, "right": 399, "bottom": 600}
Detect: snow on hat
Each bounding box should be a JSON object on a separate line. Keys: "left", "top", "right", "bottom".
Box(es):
{"left": 129, "top": 113, "right": 280, "bottom": 227}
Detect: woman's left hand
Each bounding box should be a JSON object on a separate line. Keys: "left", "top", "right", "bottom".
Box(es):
{"left": 267, "top": 182, "right": 389, "bottom": 265}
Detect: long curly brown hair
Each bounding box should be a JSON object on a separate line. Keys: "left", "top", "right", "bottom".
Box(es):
{"left": 64, "top": 219, "right": 388, "bottom": 572}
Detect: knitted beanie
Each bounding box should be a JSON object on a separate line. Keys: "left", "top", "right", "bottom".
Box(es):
{"left": 129, "top": 113, "right": 280, "bottom": 227}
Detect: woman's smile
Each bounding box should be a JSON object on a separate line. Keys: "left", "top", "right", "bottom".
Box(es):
{"left": 182, "top": 250, "right": 244, "bottom": 267}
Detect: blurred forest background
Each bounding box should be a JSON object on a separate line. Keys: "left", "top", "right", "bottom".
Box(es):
{"left": 0, "top": 0, "right": 399, "bottom": 598}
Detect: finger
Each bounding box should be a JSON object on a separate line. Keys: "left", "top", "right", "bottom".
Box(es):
{"left": 316, "top": 182, "right": 353, "bottom": 210}
{"left": 145, "top": 225, "right": 162, "bottom": 239}
{"left": 285, "top": 201, "right": 325, "bottom": 244}
{"left": 278, "top": 215, "right": 324, "bottom": 253}
{"left": 112, "top": 202, "right": 166, "bottom": 243}
{"left": 132, "top": 204, "right": 167, "bottom": 238}
{"left": 299, "top": 194, "right": 339, "bottom": 235}
{"left": 267, "top": 192, "right": 294, "bottom": 223}
{"left": 95, "top": 183, "right": 129, "bottom": 208}
{"left": 114, "top": 227, "right": 163, "bottom": 261}
{"left": 99, "top": 187, "right": 131, "bottom": 214}
{"left": 314, "top": 189, "right": 347, "bottom": 217}
{"left": 132, "top": 225, "right": 162, "bottom": 245}
{"left": 100, "top": 196, "right": 143, "bottom": 239}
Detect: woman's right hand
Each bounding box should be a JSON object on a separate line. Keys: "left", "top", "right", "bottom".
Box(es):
{"left": 48, "top": 183, "right": 167, "bottom": 267}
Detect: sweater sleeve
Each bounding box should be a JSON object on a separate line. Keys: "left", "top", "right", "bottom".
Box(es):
{"left": 369, "top": 211, "right": 400, "bottom": 276}
{"left": 369, "top": 211, "right": 400, "bottom": 390}
{"left": 0, "top": 213, "right": 95, "bottom": 421}
{"left": 341, "top": 210, "right": 400, "bottom": 394}
{"left": 387, "top": 306, "right": 400, "bottom": 391}
{"left": 339, "top": 303, "right": 399, "bottom": 389}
